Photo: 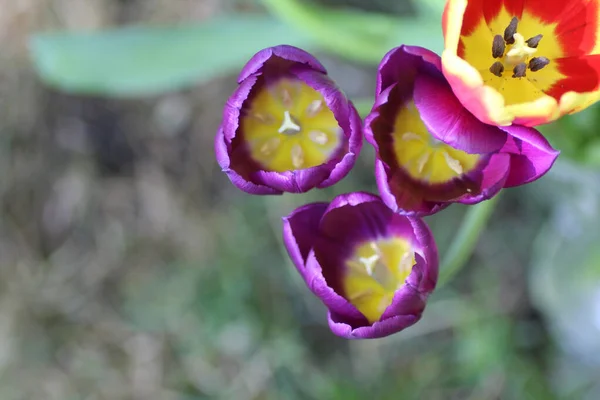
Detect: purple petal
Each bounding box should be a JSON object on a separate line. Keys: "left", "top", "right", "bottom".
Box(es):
{"left": 459, "top": 153, "right": 511, "bottom": 205}
{"left": 380, "top": 282, "right": 427, "bottom": 320}
{"left": 306, "top": 251, "right": 368, "bottom": 325}
{"left": 282, "top": 202, "right": 328, "bottom": 280}
{"left": 403, "top": 220, "right": 439, "bottom": 293}
{"left": 376, "top": 45, "right": 441, "bottom": 96}
{"left": 499, "top": 125, "right": 560, "bottom": 187}
{"left": 214, "top": 127, "right": 281, "bottom": 195}
{"left": 413, "top": 73, "right": 506, "bottom": 154}
{"left": 328, "top": 311, "right": 420, "bottom": 339}
{"left": 318, "top": 192, "right": 392, "bottom": 245}
{"left": 222, "top": 75, "right": 258, "bottom": 142}
{"left": 237, "top": 45, "right": 327, "bottom": 83}
{"left": 364, "top": 83, "right": 397, "bottom": 152}
{"left": 374, "top": 158, "right": 470, "bottom": 217}
{"left": 318, "top": 104, "right": 363, "bottom": 188}
{"left": 252, "top": 168, "right": 332, "bottom": 193}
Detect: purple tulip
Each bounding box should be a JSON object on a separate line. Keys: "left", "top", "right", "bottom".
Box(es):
{"left": 364, "top": 45, "right": 560, "bottom": 216}
{"left": 283, "top": 192, "right": 438, "bottom": 339}
{"left": 215, "top": 45, "right": 363, "bottom": 194}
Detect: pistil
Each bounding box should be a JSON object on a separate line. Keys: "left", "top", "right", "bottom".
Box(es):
{"left": 278, "top": 110, "right": 301, "bottom": 135}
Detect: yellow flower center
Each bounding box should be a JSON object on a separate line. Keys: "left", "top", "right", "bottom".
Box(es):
{"left": 343, "top": 237, "right": 416, "bottom": 323}
{"left": 458, "top": 8, "right": 566, "bottom": 106}
{"left": 241, "top": 78, "right": 342, "bottom": 172}
{"left": 392, "top": 101, "right": 480, "bottom": 184}
{"left": 488, "top": 17, "right": 550, "bottom": 79}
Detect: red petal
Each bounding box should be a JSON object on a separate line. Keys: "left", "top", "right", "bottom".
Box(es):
{"left": 546, "top": 54, "right": 600, "bottom": 99}
{"left": 554, "top": 0, "right": 599, "bottom": 56}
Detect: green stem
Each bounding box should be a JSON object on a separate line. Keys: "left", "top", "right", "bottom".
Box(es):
{"left": 438, "top": 195, "right": 500, "bottom": 286}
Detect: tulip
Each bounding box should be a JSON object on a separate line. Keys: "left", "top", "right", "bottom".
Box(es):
{"left": 442, "top": 0, "right": 600, "bottom": 126}
{"left": 364, "top": 45, "right": 559, "bottom": 215}
{"left": 215, "top": 45, "right": 362, "bottom": 194}
{"left": 283, "top": 192, "right": 438, "bottom": 339}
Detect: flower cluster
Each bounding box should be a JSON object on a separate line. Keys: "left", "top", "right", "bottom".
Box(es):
{"left": 215, "top": 0, "right": 600, "bottom": 339}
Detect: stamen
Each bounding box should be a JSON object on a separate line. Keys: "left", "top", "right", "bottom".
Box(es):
{"left": 504, "top": 17, "right": 519, "bottom": 44}
{"left": 401, "top": 132, "right": 423, "bottom": 142}
{"left": 416, "top": 151, "right": 430, "bottom": 174}
{"left": 281, "top": 88, "right": 293, "bottom": 109}
{"left": 259, "top": 137, "right": 280, "bottom": 155}
{"left": 489, "top": 61, "right": 504, "bottom": 77}
{"left": 526, "top": 34, "right": 543, "bottom": 48}
{"left": 529, "top": 56, "right": 550, "bottom": 72}
{"left": 249, "top": 112, "right": 275, "bottom": 124}
{"left": 278, "top": 110, "right": 301, "bottom": 134}
{"left": 442, "top": 151, "right": 463, "bottom": 175}
{"left": 291, "top": 144, "right": 304, "bottom": 168}
{"left": 305, "top": 100, "right": 323, "bottom": 117}
{"left": 492, "top": 35, "right": 506, "bottom": 58}
{"left": 397, "top": 251, "right": 414, "bottom": 282}
{"left": 512, "top": 62, "right": 527, "bottom": 78}
{"left": 308, "top": 130, "right": 329, "bottom": 145}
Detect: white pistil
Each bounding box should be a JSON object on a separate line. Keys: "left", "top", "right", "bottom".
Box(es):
{"left": 359, "top": 254, "right": 380, "bottom": 276}
{"left": 309, "top": 130, "right": 329, "bottom": 145}
{"left": 505, "top": 33, "right": 537, "bottom": 65}
{"left": 442, "top": 151, "right": 464, "bottom": 175}
{"left": 291, "top": 144, "right": 304, "bottom": 168}
{"left": 306, "top": 100, "right": 323, "bottom": 117}
{"left": 278, "top": 110, "right": 301, "bottom": 134}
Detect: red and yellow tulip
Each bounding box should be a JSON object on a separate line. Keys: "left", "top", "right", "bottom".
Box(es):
{"left": 442, "top": 0, "right": 600, "bottom": 126}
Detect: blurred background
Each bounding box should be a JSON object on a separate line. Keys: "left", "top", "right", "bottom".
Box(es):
{"left": 1, "top": 0, "right": 599, "bottom": 398}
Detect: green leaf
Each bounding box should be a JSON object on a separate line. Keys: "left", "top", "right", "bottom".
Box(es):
{"left": 29, "top": 15, "right": 312, "bottom": 97}
{"left": 261, "top": 0, "right": 443, "bottom": 64}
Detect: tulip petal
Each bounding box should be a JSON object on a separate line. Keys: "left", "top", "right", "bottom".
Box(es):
{"left": 237, "top": 44, "right": 326, "bottom": 83}
{"left": 413, "top": 72, "right": 506, "bottom": 153}
{"left": 499, "top": 124, "right": 560, "bottom": 187}
{"left": 460, "top": 153, "right": 511, "bottom": 205}
{"left": 214, "top": 127, "right": 281, "bottom": 195}
{"left": 328, "top": 310, "right": 420, "bottom": 339}
{"left": 282, "top": 202, "right": 328, "bottom": 279}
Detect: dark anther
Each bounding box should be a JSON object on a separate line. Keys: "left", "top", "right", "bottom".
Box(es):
{"left": 504, "top": 17, "right": 519, "bottom": 44}
{"left": 512, "top": 62, "right": 527, "bottom": 78}
{"left": 490, "top": 61, "right": 505, "bottom": 77}
{"left": 526, "top": 34, "right": 543, "bottom": 48}
{"left": 529, "top": 56, "right": 550, "bottom": 71}
{"left": 492, "top": 35, "right": 506, "bottom": 58}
